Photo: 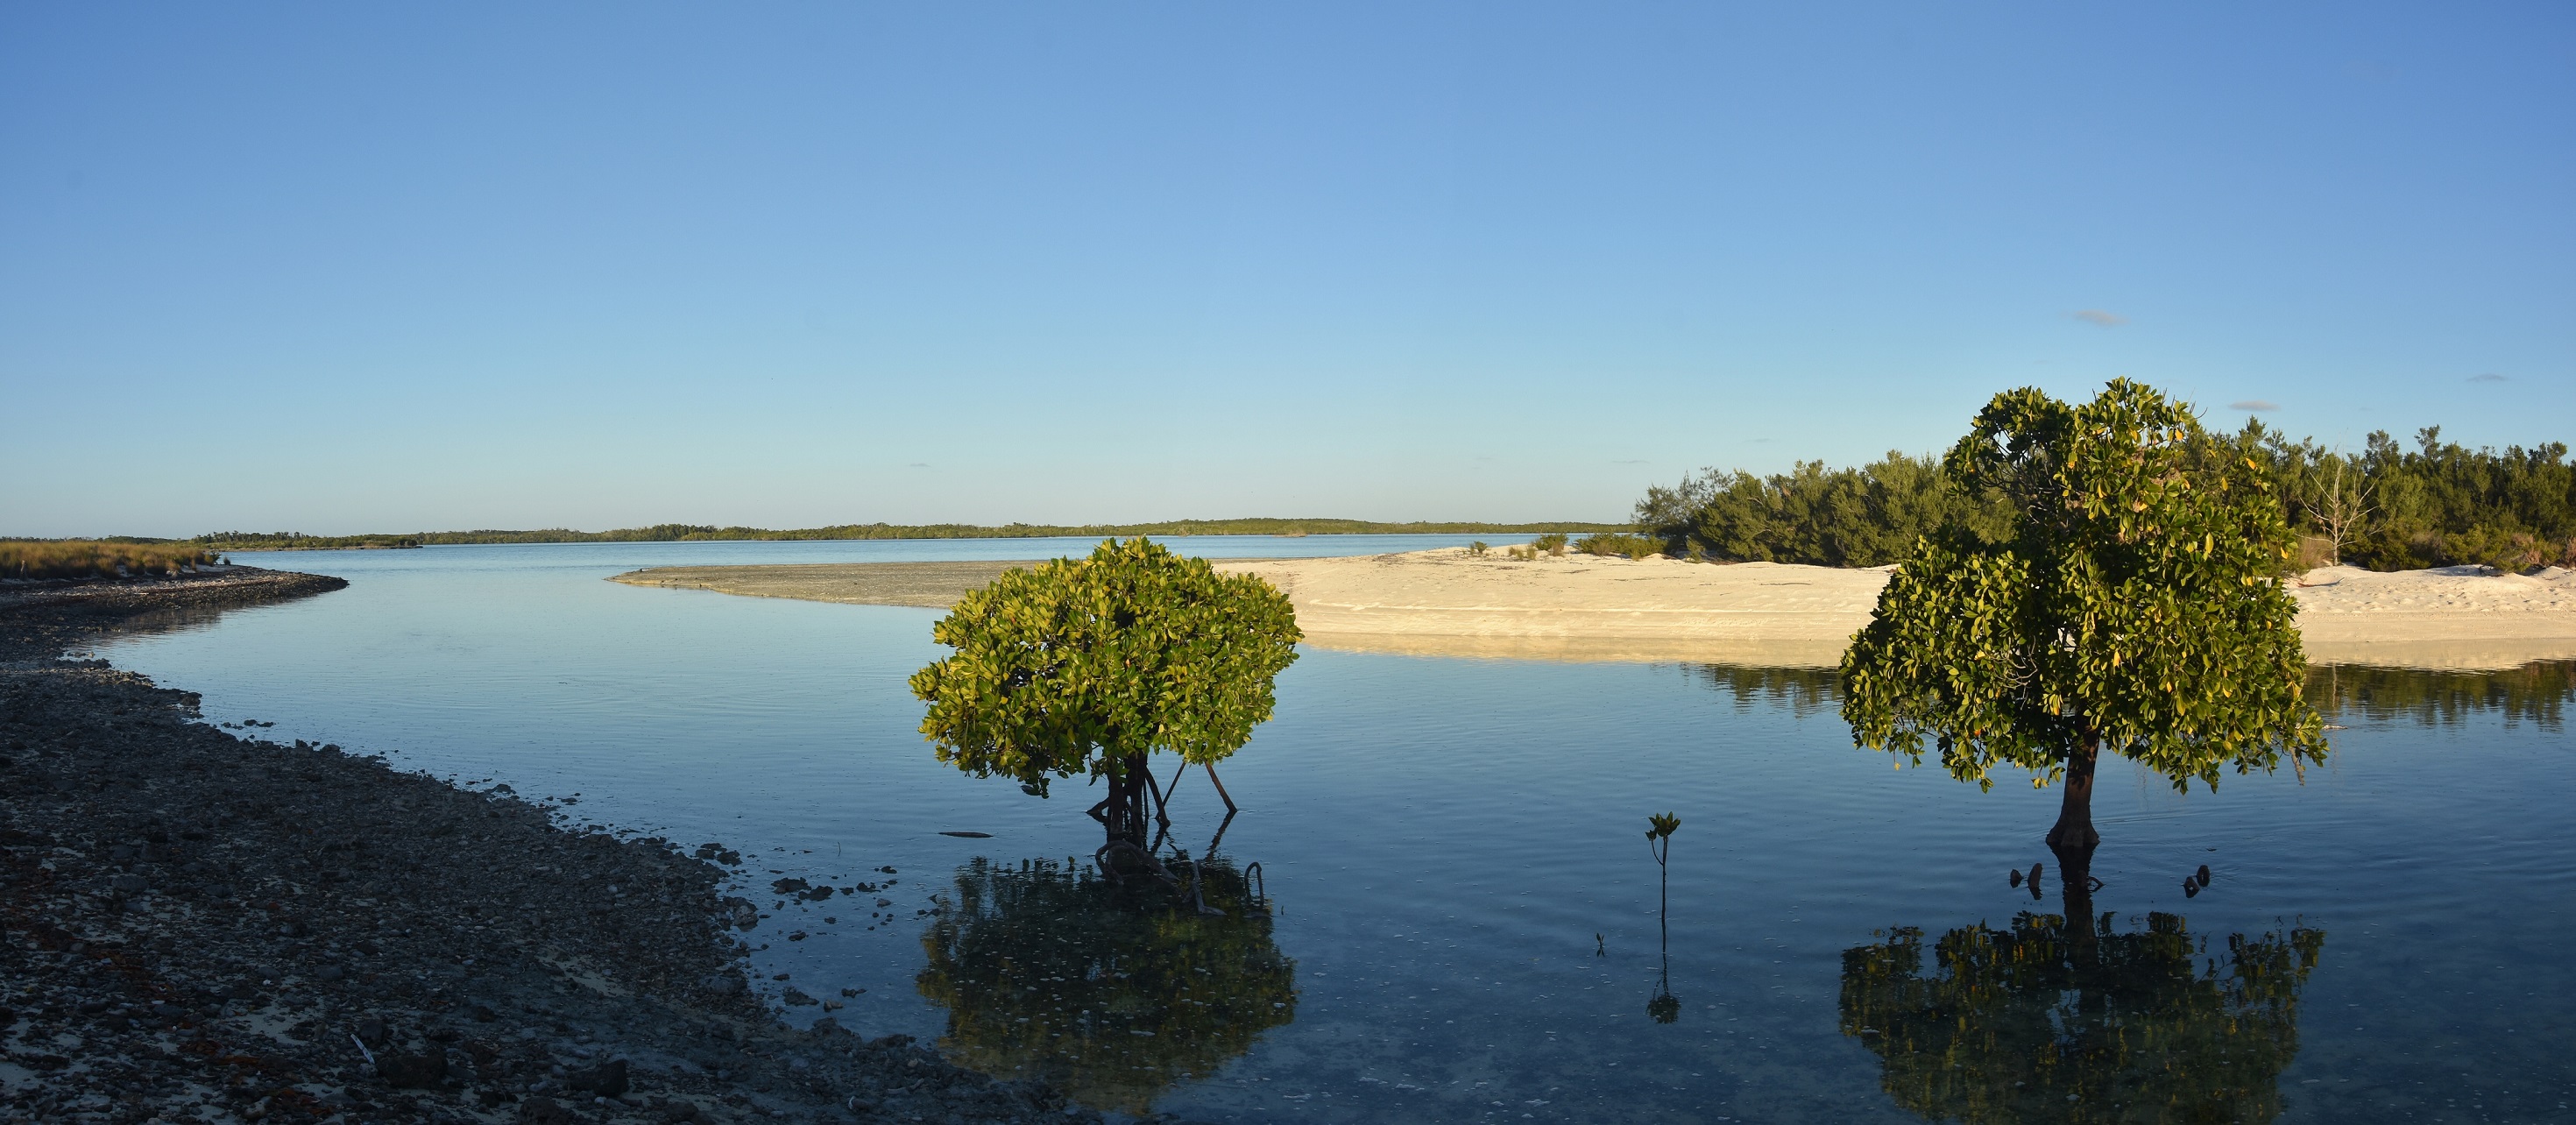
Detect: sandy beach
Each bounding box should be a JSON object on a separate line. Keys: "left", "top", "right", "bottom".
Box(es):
{"left": 611, "top": 548, "right": 2576, "bottom": 669}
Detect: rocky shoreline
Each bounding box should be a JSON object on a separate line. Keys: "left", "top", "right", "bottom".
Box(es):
{"left": 1, "top": 570, "right": 1108, "bottom": 1125}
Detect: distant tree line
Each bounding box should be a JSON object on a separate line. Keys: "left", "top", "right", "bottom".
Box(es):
{"left": 191, "top": 518, "right": 1626, "bottom": 550}
{"left": 1639, "top": 424, "right": 2576, "bottom": 573}
{"left": 189, "top": 532, "right": 421, "bottom": 550}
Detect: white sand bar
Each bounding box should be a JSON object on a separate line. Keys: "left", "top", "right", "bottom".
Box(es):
{"left": 1211, "top": 553, "right": 1887, "bottom": 668}
{"left": 2282, "top": 563, "right": 2576, "bottom": 669}
{"left": 1225, "top": 553, "right": 2576, "bottom": 669}
{"left": 612, "top": 548, "right": 2576, "bottom": 670}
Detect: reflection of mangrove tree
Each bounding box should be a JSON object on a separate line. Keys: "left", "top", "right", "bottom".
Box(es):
{"left": 915, "top": 855, "right": 1296, "bottom": 1114}
{"left": 1702, "top": 660, "right": 2576, "bottom": 732}
{"left": 1687, "top": 663, "right": 1841, "bottom": 718}
{"left": 1840, "top": 910, "right": 2325, "bottom": 1123}
{"left": 2309, "top": 660, "right": 2573, "bottom": 731}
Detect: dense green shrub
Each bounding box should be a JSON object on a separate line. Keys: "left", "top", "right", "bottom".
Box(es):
{"left": 2237, "top": 423, "right": 2576, "bottom": 571}
{"left": 1573, "top": 532, "right": 1665, "bottom": 560}
{"left": 1637, "top": 452, "right": 2012, "bottom": 567}
{"left": 1644, "top": 418, "right": 2573, "bottom": 573}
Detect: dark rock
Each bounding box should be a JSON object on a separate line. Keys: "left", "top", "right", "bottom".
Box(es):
{"left": 519, "top": 1095, "right": 580, "bottom": 1125}
{"left": 377, "top": 1045, "right": 449, "bottom": 1088}
{"left": 781, "top": 987, "right": 817, "bottom": 1006}
{"left": 355, "top": 1015, "right": 390, "bottom": 1045}
{"left": 567, "top": 1058, "right": 630, "bottom": 1097}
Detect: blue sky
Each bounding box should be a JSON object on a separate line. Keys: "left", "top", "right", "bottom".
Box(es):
{"left": 4, "top": 4, "right": 2570, "bottom": 536}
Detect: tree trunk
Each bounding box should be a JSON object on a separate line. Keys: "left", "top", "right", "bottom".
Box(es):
{"left": 2045, "top": 735, "right": 2101, "bottom": 851}
{"left": 2054, "top": 834, "right": 2102, "bottom": 960}
{"left": 2048, "top": 734, "right": 2105, "bottom": 959}
{"left": 1103, "top": 751, "right": 1151, "bottom": 847}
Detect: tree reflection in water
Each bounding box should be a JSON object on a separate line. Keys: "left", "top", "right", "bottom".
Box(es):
{"left": 1687, "top": 663, "right": 1843, "bottom": 718}
{"left": 1693, "top": 659, "right": 2576, "bottom": 731}
{"left": 2309, "top": 659, "right": 2574, "bottom": 730}
{"left": 1839, "top": 904, "right": 2325, "bottom": 1123}
{"left": 915, "top": 855, "right": 1296, "bottom": 1114}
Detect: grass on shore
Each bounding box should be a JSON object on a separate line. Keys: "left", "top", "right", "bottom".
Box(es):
{"left": 2, "top": 539, "right": 221, "bottom": 581}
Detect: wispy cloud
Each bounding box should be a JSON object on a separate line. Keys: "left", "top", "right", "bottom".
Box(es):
{"left": 2071, "top": 309, "right": 2127, "bottom": 328}
{"left": 1611, "top": 459, "right": 1652, "bottom": 465}
{"left": 2469, "top": 372, "right": 2509, "bottom": 384}
{"left": 907, "top": 462, "right": 932, "bottom": 469}
{"left": 2229, "top": 400, "right": 2279, "bottom": 412}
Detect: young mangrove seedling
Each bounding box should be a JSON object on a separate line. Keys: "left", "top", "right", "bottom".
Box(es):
{"left": 1645, "top": 812, "right": 1680, "bottom": 913}
{"left": 1645, "top": 812, "right": 1682, "bottom": 1022}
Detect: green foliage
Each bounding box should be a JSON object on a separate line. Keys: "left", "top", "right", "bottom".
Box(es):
{"left": 1839, "top": 913, "right": 2325, "bottom": 1123}
{"left": 1840, "top": 380, "right": 2328, "bottom": 794}
{"left": 1467, "top": 541, "right": 1489, "bottom": 556}
{"left": 1574, "top": 532, "right": 1665, "bottom": 560}
{"left": 1638, "top": 451, "right": 2013, "bottom": 567}
{"left": 1, "top": 540, "right": 218, "bottom": 580}
{"left": 915, "top": 855, "right": 1295, "bottom": 1114}
{"left": 2223, "top": 421, "right": 2576, "bottom": 571}
{"left": 1644, "top": 811, "right": 1679, "bottom": 868}
{"left": 1646, "top": 422, "right": 2573, "bottom": 573}
{"left": 1532, "top": 533, "right": 1569, "bottom": 556}
{"left": 909, "top": 538, "right": 1301, "bottom": 796}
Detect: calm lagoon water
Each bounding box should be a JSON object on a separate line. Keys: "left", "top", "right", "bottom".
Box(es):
{"left": 85, "top": 540, "right": 2576, "bottom": 1123}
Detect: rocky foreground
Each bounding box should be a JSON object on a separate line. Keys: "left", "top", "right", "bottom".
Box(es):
{"left": 0, "top": 570, "right": 1107, "bottom": 1125}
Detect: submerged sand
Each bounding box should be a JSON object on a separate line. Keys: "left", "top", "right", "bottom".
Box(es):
{"left": 610, "top": 560, "right": 1047, "bottom": 608}
{"left": 610, "top": 549, "right": 2576, "bottom": 670}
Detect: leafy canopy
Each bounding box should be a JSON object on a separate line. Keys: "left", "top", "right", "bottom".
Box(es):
{"left": 1840, "top": 379, "right": 2328, "bottom": 791}
{"left": 909, "top": 537, "right": 1301, "bottom": 795}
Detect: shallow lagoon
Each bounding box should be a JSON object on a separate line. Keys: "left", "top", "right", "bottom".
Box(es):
{"left": 88, "top": 540, "right": 2576, "bottom": 1122}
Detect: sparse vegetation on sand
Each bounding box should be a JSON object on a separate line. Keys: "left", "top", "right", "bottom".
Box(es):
{"left": 1575, "top": 532, "right": 1664, "bottom": 560}
{"left": 0, "top": 539, "right": 218, "bottom": 581}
